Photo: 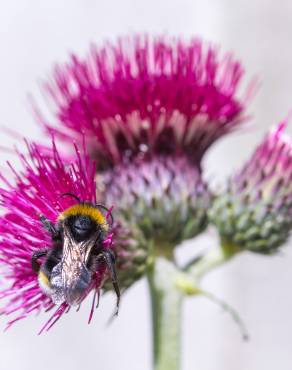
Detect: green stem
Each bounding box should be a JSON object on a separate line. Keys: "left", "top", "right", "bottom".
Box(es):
{"left": 187, "top": 238, "right": 240, "bottom": 281}
{"left": 147, "top": 258, "right": 183, "bottom": 370}
{"left": 146, "top": 239, "right": 241, "bottom": 370}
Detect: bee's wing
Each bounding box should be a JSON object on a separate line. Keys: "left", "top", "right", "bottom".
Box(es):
{"left": 50, "top": 262, "right": 66, "bottom": 305}
{"left": 51, "top": 227, "right": 98, "bottom": 306}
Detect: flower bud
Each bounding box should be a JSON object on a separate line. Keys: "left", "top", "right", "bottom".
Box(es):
{"left": 210, "top": 122, "right": 292, "bottom": 254}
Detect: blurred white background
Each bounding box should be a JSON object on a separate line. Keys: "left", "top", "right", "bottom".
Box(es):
{"left": 0, "top": 1, "right": 292, "bottom": 369}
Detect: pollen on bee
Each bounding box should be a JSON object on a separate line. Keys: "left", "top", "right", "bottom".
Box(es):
{"left": 38, "top": 270, "right": 52, "bottom": 297}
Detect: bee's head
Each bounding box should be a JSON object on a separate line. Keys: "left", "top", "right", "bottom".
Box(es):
{"left": 67, "top": 215, "right": 98, "bottom": 242}
{"left": 57, "top": 200, "right": 111, "bottom": 243}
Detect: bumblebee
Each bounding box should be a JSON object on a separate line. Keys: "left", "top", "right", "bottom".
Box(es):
{"left": 31, "top": 193, "right": 120, "bottom": 311}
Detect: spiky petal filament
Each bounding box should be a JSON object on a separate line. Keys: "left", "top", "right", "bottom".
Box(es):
{"left": 0, "top": 141, "right": 111, "bottom": 331}
{"left": 210, "top": 121, "right": 292, "bottom": 253}
{"left": 38, "top": 36, "right": 251, "bottom": 170}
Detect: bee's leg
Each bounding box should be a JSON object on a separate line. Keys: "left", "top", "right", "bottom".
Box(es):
{"left": 98, "top": 249, "right": 120, "bottom": 313}
{"left": 40, "top": 215, "right": 60, "bottom": 240}
{"left": 31, "top": 248, "right": 49, "bottom": 273}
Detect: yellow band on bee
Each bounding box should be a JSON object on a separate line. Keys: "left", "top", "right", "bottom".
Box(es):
{"left": 58, "top": 204, "right": 108, "bottom": 230}
{"left": 39, "top": 270, "right": 50, "bottom": 287}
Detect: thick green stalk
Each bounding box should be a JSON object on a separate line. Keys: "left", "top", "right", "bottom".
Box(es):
{"left": 146, "top": 239, "right": 241, "bottom": 370}
{"left": 147, "top": 258, "right": 183, "bottom": 370}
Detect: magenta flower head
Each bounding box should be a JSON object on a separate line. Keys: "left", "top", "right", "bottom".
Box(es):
{"left": 210, "top": 121, "right": 292, "bottom": 254}
{"left": 0, "top": 140, "right": 120, "bottom": 332}
{"left": 39, "top": 35, "right": 250, "bottom": 170}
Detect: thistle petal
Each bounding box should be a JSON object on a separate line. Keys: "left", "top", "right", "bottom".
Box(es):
{"left": 37, "top": 35, "right": 251, "bottom": 170}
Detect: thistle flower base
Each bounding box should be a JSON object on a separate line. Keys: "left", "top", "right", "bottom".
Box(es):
{"left": 99, "top": 156, "right": 211, "bottom": 248}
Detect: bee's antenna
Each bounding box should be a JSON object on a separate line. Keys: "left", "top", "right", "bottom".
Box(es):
{"left": 61, "top": 193, "right": 81, "bottom": 203}
{"left": 96, "top": 204, "right": 114, "bottom": 226}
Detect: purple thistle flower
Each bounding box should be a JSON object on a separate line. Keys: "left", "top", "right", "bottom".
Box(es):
{"left": 0, "top": 140, "right": 114, "bottom": 332}
{"left": 210, "top": 121, "right": 292, "bottom": 253}
{"left": 37, "top": 35, "right": 252, "bottom": 170}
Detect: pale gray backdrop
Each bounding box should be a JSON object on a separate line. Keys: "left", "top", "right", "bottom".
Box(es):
{"left": 0, "top": 1, "right": 292, "bottom": 370}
